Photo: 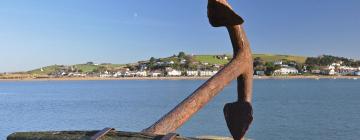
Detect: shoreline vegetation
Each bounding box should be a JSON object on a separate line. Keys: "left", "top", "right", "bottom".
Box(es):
{"left": 0, "top": 75, "right": 359, "bottom": 81}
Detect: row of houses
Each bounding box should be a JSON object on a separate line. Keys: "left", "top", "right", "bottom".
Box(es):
{"left": 311, "top": 62, "right": 360, "bottom": 75}
{"left": 268, "top": 65, "right": 360, "bottom": 76}
{"left": 50, "top": 71, "right": 87, "bottom": 77}
{"left": 254, "top": 60, "right": 300, "bottom": 76}
{"left": 99, "top": 69, "right": 219, "bottom": 78}
{"left": 102, "top": 71, "right": 150, "bottom": 78}
{"left": 264, "top": 61, "right": 360, "bottom": 76}
{"left": 272, "top": 66, "right": 360, "bottom": 76}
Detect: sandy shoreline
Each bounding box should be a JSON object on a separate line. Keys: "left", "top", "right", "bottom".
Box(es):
{"left": 0, "top": 76, "right": 359, "bottom": 81}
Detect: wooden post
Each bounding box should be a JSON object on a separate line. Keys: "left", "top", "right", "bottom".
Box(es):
{"left": 143, "top": 1, "right": 253, "bottom": 140}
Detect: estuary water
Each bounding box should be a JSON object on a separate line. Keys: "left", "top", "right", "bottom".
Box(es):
{"left": 0, "top": 79, "right": 359, "bottom": 140}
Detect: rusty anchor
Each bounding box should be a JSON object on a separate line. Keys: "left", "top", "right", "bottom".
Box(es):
{"left": 143, "top": 0, "right": 253, "bottom": 140}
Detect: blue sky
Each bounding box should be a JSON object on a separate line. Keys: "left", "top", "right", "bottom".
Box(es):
{"left": 1, "top": 0, "right": 359, "bottom": 72}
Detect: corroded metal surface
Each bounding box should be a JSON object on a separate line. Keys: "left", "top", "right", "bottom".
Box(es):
{"left": 143, "top": 1, "right": 253, "bottom": 140}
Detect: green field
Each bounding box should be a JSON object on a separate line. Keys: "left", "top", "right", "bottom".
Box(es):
{"left": 193, "top": 55, "right": 231, "bottom": 65}
{"left": 252, "top": 54, "right": 307, "bottom": 64}
{"left": 193, "top": 54, "right": 307, "bottom": 65}
{"left": 28, "top": 64, "right": 125, "bottom": 75}
{"left": 28, "top": 65, "right": 64, "bottom": 75}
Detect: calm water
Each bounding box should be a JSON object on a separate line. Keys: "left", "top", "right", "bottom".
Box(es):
{"left": 0, "top": 79, "right": 360, "bottom": 140}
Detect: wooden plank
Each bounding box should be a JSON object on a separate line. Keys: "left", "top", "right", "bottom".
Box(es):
{"left": 7, "top": 131, "right": 200, "bottom": 140}
{"left": 161, "top": 133, "right": 179, "bottom": 140}
{"left": 90, "top": 128, "right": 115, "bottom": 140}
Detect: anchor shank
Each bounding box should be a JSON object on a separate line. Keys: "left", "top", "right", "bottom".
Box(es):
{"left": 142, "top": 0, "right": 253, "bottom": 136}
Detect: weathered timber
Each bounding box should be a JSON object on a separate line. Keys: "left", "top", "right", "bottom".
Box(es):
{"left": 7, "top": 131, "right": 204, "bottom": 140}
{"left": 91, "top": 128, "right": 116, "bottom": 140}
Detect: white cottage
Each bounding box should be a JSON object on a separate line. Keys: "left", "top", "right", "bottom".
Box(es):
{"left": 186, "top": 71, "right": 199, "bottom": 76}
{"left": 354, "top": 71, "right": 360, "bottom": 76}
{"left": 167, "top": 70, "right": 182, "bottom": 76}
{"left": 273, "top": 67, "right": 298, "bottom": 75}
{"left": 199, "top": 71, "right": 218, "bottom": 77}
{"left": 149, "top": 71, "right": 162, "bottom": 77}
{"left": 135, "top": 71, "right": 147, "bottom": 77}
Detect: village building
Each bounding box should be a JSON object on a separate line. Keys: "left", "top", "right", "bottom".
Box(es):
{"left": 320, "top": 68, "right": 335, "bottom": 75}
{"left": 213, "top": 64, "right": 221, "bottom": 69}
{"left": 337, "top": 66, "right": 358, "bottom": 75}
{"left": 149, "top": 71, "right": 162, "bottom": 77}
{"left": 156, "top": 62, "right": 165, "bottom": 66}
{"left": 113, "top": 71, "right": 123, "bottom": 77}
{"left": 320, "top": 65, "right": 336, "bottom": 75}
{"left": 202, "top": 62, "right": 209, "bottom": 65}
{"left": 68, "top": 72, "right": 86, "bottom": 77}
{"left": 186, "top": 71, "right": 199, "bottom": 76}
{"left": 100, "top": 71, "right": 112, "bottom": 78}
{"left": 274, "top": 61, "right": 283, "bottom": 65}
{"left": 199, "top": 71, "right": 218, "bottom": 77}
{"left": 354, "top": 71, "right": 360, "bottom": 76}
{"left": 166, "top": 61, "right": 175, "bottom": 65}
{"left": 167, "top": 69, "right": 182, "bottom": 76}
{"left": 311, "top": 69, "right": 321, "bottom": 74}
{"left": 123, "top": 71, "right": 137, "bottom": 77}
{"left": 255, "top": 70, "right": 265, "bottom": 76}
{"left": 135, "top": 71, "right": 148, "bottom": 77}
{"left": 180, "top": 59, "right": 187, "bottom": 64}
{"left": 331, "top": 62, "right": 342, "bottom": 67}
{"left": 273, "top": 67, "right": 298, "bottom": 75}
{"left": 324, "top": 69, "right": 336, "bottom": 75}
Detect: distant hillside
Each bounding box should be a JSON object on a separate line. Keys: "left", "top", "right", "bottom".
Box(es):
{"left": 28, "top": 63, "right": 125, "bottom": 75}
{"left": 28, "top": 65, "right": 63, "bottom": 75}
{"left": 27, "top": 54, "right": 307, "bottom": 75}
